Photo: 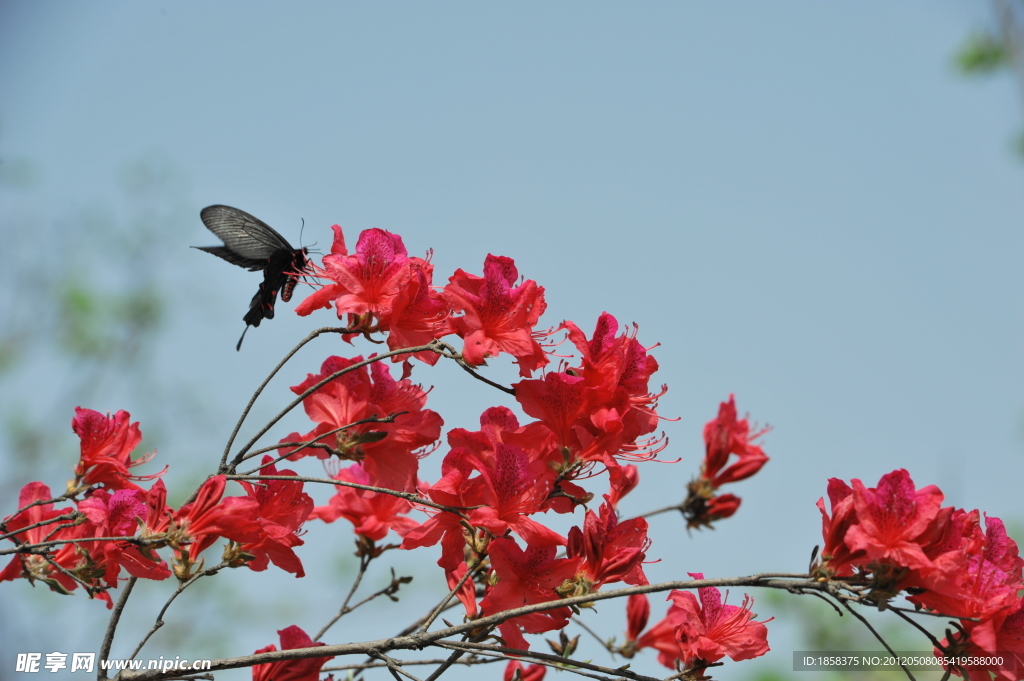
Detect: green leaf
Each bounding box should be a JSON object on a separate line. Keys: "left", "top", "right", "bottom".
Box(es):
{"left": 955, "top": 31, "right": 1009, "bottom": 74}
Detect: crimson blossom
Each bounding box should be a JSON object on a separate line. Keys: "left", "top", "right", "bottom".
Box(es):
{"left": 71, "top": 407, "right": 166, "bottom": 492}
{"left": 815, "top": 469, "right": 1024, "bottom": 678}
{"left": 251, "top": 625, "right": 334, "bottom": 681}
{"left": 679, "top": 395, "right": 768, "bottom": 528}
{"left": 280, "top": 354, "right": 442, "bottom": 493}
{"left": 443, "top": 254, "right": 549, "bottom": 376}
{"left": 504, "top": 660, "right": 547, "bottom": 681}
{"left": 0, "top": 482, "right": 117, "bottom": 605}
{"left": 310, "top": 462, "right": 419, "bottom": 543}
{"left": 632, "top": 574, "right": 771, "bottom": 673}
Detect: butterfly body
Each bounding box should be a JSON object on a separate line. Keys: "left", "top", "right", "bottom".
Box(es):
{"left": 194, "top": 205, "right": 308, "bottom": 350}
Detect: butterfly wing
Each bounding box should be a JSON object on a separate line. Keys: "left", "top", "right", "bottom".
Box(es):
{"left": 199, "top": 204, "right": 294, "bottom": 260}
{"left": 193, "top": 245, "right": 267, "bottom": 271}
{"left": 194, "top": 205, "right": 306, "bottom": 350}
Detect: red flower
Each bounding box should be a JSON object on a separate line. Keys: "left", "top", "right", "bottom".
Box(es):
{"left": 251, "top": 625, "right": 334, "bottom": 681}
{"left": 562, "top": 313, "right": 664, "bottom": 450}
{"left": 465, "top": 442, "right": 564, "bottom": 548}
{"left": 515, "top": 314, "right": 667, "bottom": 467}
{"left": 701, "top": 396, "right": 768, "bottom": 487}
{"left": 813, "top": 471, "right": 1024, "bottom": 634}
{"left": 78, "top": 488, "right": 171, "bottom": 584}
{"left": 504, "top": 660, "right": 547, "bottom": 681}
{"left": 565, "top": 502, "right": 650, "bottom": 592}
{"left": 637, "top": 573, "right": 770, "bottom": 670}
{"left": 238, "top": 458, "right": 314, "bottom": 577}
{"left": 71, "top": 408, "right": 166, "bottom": 491}
{"left": 605, "top": 464, "right": 640, "bottom": 509}
{"left": 844, "top": 469, "right": 944, "bottom": 572}
{"left": 282, "top": 355, "right": 442, "bottom": 492}
{"left": 296, "top": 226, "right": 414, "bottom": 317}
{"left": 377, "top": 265, "right": 450, "bottom": 365}
{"left": 444, "top": 254, "right": 549, "bottom": 377}
{"left": 680, "top": 396, "right": 767, "bottom": 529}
{"left": 939, "top": 594, "right": 1024, "bottom": 681}
{"left": 906, "top": 512, "right": 1023, "bottom": 620}
{"left": 815, "top": 478, "right": 863, "bottom": 577}
{"left": 626, "top": 593, "right": 651, "bottom": 643}
{"left": 311, "top": 463, "right": 419, "bottom": 541}
{"left": 169, "top": 476, "right": 261, "bottom": 563}
{"left": 480, "top": 537, "right": 579, "bottom": 650}
{"left": 0, "top": 482, "right": 98, "bottom": 597}
{"left": 400, "top": 470, "right": 471, "bottom": 573}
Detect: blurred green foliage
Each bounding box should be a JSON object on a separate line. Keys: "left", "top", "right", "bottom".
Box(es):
{"left": 954, "top": 6, "right": 1024, "bottom": 159}
{"left": 56, "top": 279, "right": 164, "bottom": 359}
{"left": 956, "top": 31, "right": 1010, "bottom": 74}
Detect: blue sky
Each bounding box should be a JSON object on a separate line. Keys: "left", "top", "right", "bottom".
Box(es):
{"left": 1, "top": 3, "right": 1022, "bottom": 679}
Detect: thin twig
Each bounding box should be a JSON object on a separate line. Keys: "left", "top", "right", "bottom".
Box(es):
{"left": 219, "top": 326, "right": 354, "bottom": 473}
{"left": 395, "top": 601, "right": 464, "bottom": 639}
{"left": 885, "top": 603, "right": 980, "bottom": 622}
{"left": 840, "top": 600, "right": 916, "bottom": 681}
{"left": 228, "top": 342, "right": 449, "bottom": 468}
{"left": 0, "top": 512, "right": 80, "bottom": 542}
{"left": 431, "top": 339, "right": 516, "bottom": 395}
{"left": 572, "top": 616, "right": 616, "bottom": 653}
{"left": 321, "top": 657, "right": 499, "bottom": 672}
{"left": 424, "top": 642, "right": 479, "bottom": 681}
{"left": 435, "top": 640, "right": 650, "bottom": 681}
{"left": 419, "top": 559, "right": 481, "bottom": 633}
{"left": 129, "top": 562, "right": 230, "bottom": 661}
{"left": 888, "top": 607, "right": 945, "bottom": 650}
{"left": 638, "top": 503, "right": 683, "bottom": 519}
{"left": 40, "top": 552, "right": 101, "bottom": 595}
{"left": 799, "top": 588, "right": 844, "bottom": 616}
{"left": 315, "top": 553, "right": 373, "bottom": 642}
{"left": 224, "top": 475, "right": 475, "bottom": 517}
{"left": 0, "top": 535, "right": 165, "bottom": 556}
{"left": 239, "top": 413, "right": 408, "bottom": 471}
{"left": 0, "top": 491, "right": 84, "bottom": 530}
{"left": 98, "top": 577, "right": 137, "bottom": 680}
{"left": 368, "top": 649, "right": 425, "bottom": 681}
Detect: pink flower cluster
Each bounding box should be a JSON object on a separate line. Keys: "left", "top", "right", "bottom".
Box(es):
{"left": 817, "top": 469, "right": 1024, "bottom": 680}
{"left": 0, "top": 409, "right": 314, "bottom": 606}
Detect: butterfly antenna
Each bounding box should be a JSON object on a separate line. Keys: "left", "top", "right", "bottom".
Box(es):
{"left": 236, "top": 325, "right": 250, "bottom": 351}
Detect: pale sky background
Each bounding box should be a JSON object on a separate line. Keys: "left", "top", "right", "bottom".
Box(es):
{"left": 1, "top": 3, "right": 1022, "bottom": 680}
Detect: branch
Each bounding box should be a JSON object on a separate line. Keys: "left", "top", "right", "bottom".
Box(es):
{"left": 571, "top": 616, "right": 616, "bottom": 655}
{"left": 840, "top": 600, "right": 916, "bottom": 681}
{"left": 238, "top": 412, "right": 409, "bottom": 470}
{"left": 0, "top": 490, "right": 85, "bottom": 532}
{"left": 314, "top": 553, "right": 372, "bottom": 641}
{"left": 113, "top": 574, "right": 826, "bottom": 681}
{"left": 99, "top": 577, "right": 137, "bottom": 681}
{"left": 419, "top": 559, "right": 483, "bottom": 633}
{"left": 129, "top": 562, "right": 230, "bottom": 661}
{"left": 41, "top": 552, "right": 105, "bottom": 597}
{"left": 321, "top": 657, "right": 500, "bottom": 672}
{"left": 429, "top": 339, "right": 516, "bottom": 395}
{"left": 424, "top": 627, "right": 494, "bottom": 681}
{"left": 218, "top": 326, "right": 355, "bottom": 473}
{"left": 227, "top": 342, "right": 445, "bottom": 469}
{"left": 368, "top": 649, "right": 426, "bottom": 681}
{"left": 638, "top": 503, "right": 683, "bottom": 519}
{"left": 224, "top": 474, "right": 475, "bottom": 518}
{"left": 888, "top": 607, "right": 946, "bottom": 650}
{"left": 0, "top": 511, "right": 81, "bottom": 542}
{"left": 1, "top": 535, "right": 166, "bottom": 556}
{"left": 434, "top": 640, "right": 659, "bottom": 681}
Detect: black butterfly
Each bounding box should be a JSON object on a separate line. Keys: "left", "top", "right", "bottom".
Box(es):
{"left": 194, "top": 205, "right": 309, "bottom": 350}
